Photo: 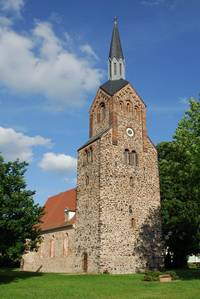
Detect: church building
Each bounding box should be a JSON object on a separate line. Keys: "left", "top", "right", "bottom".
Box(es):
{"left": 23, "top": 19, "right": 163, "bottom": 274}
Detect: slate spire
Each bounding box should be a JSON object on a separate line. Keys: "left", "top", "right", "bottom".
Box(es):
{"left": 109, "top": 17, "right": 124, "bottom": 60}
{"left": 108, "top": 18, "right": 125, "bottom": 81}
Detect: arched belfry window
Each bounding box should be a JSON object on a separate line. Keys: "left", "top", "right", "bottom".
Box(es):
{"left": 124, "top": 149, "right": 129, "bottom": 164}
{"left": 100, "top": 102, "right": 106, "bottom": 122}
{"left": 119, "top": 101, "right": 123, "bottom": 111}
{"left": 124, "top": 149, "right": 138, "bottom": 167}
{"left": 85, "top": 148, "right": 93, "bottom": 164}
{"left": 129, "top": 150, "right": 138, "bottom": 167}
{"left": 126, "top": 101, "right": 132, "bottom": 113}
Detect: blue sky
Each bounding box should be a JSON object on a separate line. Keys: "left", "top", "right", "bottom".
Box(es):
{"left": 0, "top": 0, "right": 199, "bottom": 205}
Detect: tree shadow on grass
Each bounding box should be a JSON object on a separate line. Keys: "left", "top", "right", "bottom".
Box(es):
{"left": 0, "top": 268, "right": 43, "bottom": 284}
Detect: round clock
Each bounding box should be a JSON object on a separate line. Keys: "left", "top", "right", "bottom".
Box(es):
{"left": 126, "top": 128, "right": 134, "bottom": 137}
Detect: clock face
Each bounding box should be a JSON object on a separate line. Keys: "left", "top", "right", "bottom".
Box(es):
{"left": 126, "top": 127, "right": 134, "bottom": 137}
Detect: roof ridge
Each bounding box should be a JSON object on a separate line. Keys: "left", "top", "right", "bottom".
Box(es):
{"left": 48, "top": 187, "right": 77, "bottom": 200}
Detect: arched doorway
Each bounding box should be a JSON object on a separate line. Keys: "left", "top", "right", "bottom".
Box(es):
{"left": 83, "top": 252, "right": 88, "bottom": 273}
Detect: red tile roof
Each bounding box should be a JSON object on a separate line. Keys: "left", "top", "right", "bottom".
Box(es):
{"left": 40, "top": 188, "right": 76, "bottom": 231}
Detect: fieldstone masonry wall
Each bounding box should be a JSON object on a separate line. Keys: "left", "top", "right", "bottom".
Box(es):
{"left": 75, "top": 83, "right": 163, "bottom": 274}
{"left": 74, "top": 140, "right": 101, "bottom": 273}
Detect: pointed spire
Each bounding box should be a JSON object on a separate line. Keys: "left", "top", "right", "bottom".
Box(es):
{"left": 108, "top": 18, "right": 125, "bottom": 81}
{"left": 109, "top": 17, "right": 124, "bottom": 60}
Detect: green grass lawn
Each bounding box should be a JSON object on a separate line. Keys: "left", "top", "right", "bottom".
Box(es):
{"left": 0, "top": 268, "right": 199, "bottom": 299}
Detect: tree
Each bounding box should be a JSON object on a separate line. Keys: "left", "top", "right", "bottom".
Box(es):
{"left": 0, "top": 155, "right": 43, "bottom": 266}
{"left": 157, "top": 98, "right": 200, "bottom": 268}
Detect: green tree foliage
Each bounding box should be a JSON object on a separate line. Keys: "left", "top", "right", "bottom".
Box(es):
{"left": 0, "top": 155, "right": 43, "bottom": 266}
{"left": 157, "top": 98, "right": 200, "bottom": 268}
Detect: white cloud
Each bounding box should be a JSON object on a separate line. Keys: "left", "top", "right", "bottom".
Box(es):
{"left": 64, "top": 177, "right": 77, "bottom": 184}
{"left": 39, "top": 152, "right": 77, "bottom": 173}
{"left": 0, "top": 126, "right": 52, "bottom": 162}
{"left": 0, "top": 20, "right": 103, "bottom": 107}
{"left": 80, "top": 44, "right": 99, "bottom": 60}
{"left": 141, "top": 0, "right": 178, "bottom": 9}
{"left": 0, "top": 0, "right": 24, "bottom": 15}
{"left": 0, "top": 16, "right": 13, "bottom": 27}
{"left": 141, "top": 0, "right": 165, "bottom": 6}
{"left": 179, "top": 97, "right": 188, "bottom": 105}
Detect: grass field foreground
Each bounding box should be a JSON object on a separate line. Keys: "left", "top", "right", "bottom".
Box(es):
{"left": 0, "top": 268, "right": 199, "bottom": 299}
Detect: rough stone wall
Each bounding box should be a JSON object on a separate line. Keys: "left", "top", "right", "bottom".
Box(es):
{"left": 22, "top": 227, "right": 75, "bottom": 273}
{"left": 97, "top": 84, "right": 162, "bottom": 273}
{"left": 74, "top": 140, "right": 101, "bottom": 273}
{"left": 75, "top": 83, "right": 162, "bottom": 274}
{"left": 98, "top": 133, "right": 162, "bottom": 274}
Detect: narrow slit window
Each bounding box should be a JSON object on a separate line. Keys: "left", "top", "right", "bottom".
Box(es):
{"left": 90, "top": 147, "right": 93, "bottom": 162}
{"left": 114, "top": 63, "right": 117, "bottom": 75}
{"left": 119, "top": 63, "right": 122, "bottom": 76}
{"left": 85, "top": 150, "right": 89, "bottom": 164}
{"left": 130, "top": 177, "right": 134, "bottom": 187}
{"left": 86, "top": 175, "right": 89, "bottom": 186}
{"left": 119, "top": 102, "right": 123, "bottom": 111}
{"left": 131, "top": 218, "right": 136, "bottom": 229}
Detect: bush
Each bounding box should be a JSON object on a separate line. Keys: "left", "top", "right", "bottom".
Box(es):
{"left": 143, "top": 271, "right": 162, "bottom": 281}
{"left": 143, "top": 270, "right": 178, "bottom": 281}
{"left": 188, "top": 263, "right": 200, "bottom": 269}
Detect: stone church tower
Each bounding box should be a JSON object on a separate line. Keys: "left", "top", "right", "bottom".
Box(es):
{"left": 74, "top": 19, "right": 163, "bottom": 274}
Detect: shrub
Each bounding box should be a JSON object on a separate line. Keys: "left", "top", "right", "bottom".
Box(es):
{"left": 188, "top": 263, "right": 200, "bottom": 269}
{"left": 143, "top": 271, "right": 162, "bottom": 281}
{"left": 143, "top": 270, "right": 178, "bottom": 281}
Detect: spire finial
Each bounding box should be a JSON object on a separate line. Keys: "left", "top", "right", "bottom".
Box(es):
{"left": 114, "top": 16, "right": 118, "bottom": 25}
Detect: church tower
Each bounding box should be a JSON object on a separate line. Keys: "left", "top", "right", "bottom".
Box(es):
{"left": 74, "top": 19, "right": 163, "bottom": 274}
